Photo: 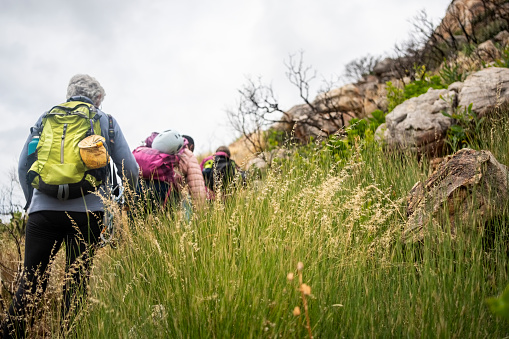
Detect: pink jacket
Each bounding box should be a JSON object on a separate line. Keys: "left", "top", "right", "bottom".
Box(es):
{"left": 178, "top": 148, "right": 206, "bottom": 205}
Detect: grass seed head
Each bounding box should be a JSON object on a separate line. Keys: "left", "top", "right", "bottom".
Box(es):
{"left": 293, "top": 306, "right": 301, "bottom": 316}
{"left": 301, "top": 283, "right": 311, "bottom": 296}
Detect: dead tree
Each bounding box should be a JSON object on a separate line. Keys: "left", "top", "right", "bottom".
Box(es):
{"left": 227, "top": 77, "right": 287, "bottom": 156}
{"left": 344, "top": 54, "right": 381, "bottom": 83}
{"left": 227, "top": 52, "right": 346, "bottom": 156}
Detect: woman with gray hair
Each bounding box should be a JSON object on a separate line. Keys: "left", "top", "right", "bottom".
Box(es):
{"left": 2, "top": 74, "right": 139, "bottom": 338}
{"left": 66, "top": 74, "right": 106, "bottom": 107}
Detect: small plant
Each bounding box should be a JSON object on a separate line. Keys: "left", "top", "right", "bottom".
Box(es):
{"left": 326, "top": 135, "right": 352, "bottom": 162}
{"left": 487, "top": 284, "right": 509, "bottom": 321}
{"left": 386, "top": 69, "right": 446, "bottom": 112}
{"left": 403, "top": 75, "right": 446, "bottom": 99}
{"left": 265, "top": 128, "right": 288, "bottom": 151}
{"left": 287, "top": 262, "right": 313, "bottom": 339}
{"left": 386, "top": 81, "right": 405, "bottom": 112}
{"left": 439, "top": 60, "right": 467, "bottom": 86}
{"left": 346, "top": 110, "right": 386, "bottom": 141}
{"left": 442, "top": 103, "right": 485, "bottom": 152}
{"left": 494, "top": 45, "right": 509, "bottom": 68}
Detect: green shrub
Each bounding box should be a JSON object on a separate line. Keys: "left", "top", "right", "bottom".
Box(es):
{"left": 440, "top": 61, "right": 467, "bottom": 86}
{"left": 442, "top": 103, "right": 485, "bottom": 152}
{"left": 386, "top": 69, "right": 446, "bottom": 112}
{"left": 386, "top": 81, "right": 405, "bottom": 112}
{"left": 487, "top": 284, "right": 509, "bottom": 321}
{"left": 265, "top": 128, "right": 288, "bottom": 151}
{"left": 494, "top": 45, "right": 509, "bottom": 68}
{"left": 403, "top": 75, "right": 446, "bottom": 99}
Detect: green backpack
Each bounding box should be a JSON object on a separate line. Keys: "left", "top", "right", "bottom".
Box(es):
{"left": 27, "top": 101, "right": 109, "bottom": 201}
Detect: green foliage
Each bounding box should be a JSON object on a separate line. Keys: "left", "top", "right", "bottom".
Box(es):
{"left": 325, "top": 109, "right": 386, "bottom": 163}
{"left": 478, "top": 19, "right": 509, "bottom": 43}
{"left": 462, "top": 42, "right": 478, "bottom": 57}
{"left": 439, "top": 60, "right": 467, "bottom": 86}
{"left": 386, "top": 81, "right": 405, "bottom": 112}
{"left": 494, "top": 45, "right": 509, "bottom": 68}
{"left": 346, "top": 110, "right": 385, "bottom": 141}
{"left": 326, "top": 135, "right": 352, "bottom": 162}
{"left": 386, "top": 67, "right": 446, "bottom": 112}
{"left": 442, "top": 103, "right": 485, "bottom": 152}
{"left": 0, "top": 211, "right": 26, "bottom": 237}
{"left": 4, "top": 106, "right": 509, "bottom": 337}
{"left": 265, "top": 128, "right": 288, "bottom": 151}
{"left": 68, "top": 110, "right": 509, "bottom": 337}
{"left": 403, "top": 75, "right": 446, "bottom": 99}
{"left": 487, "top": 284, "right": 509, "bottom": 321}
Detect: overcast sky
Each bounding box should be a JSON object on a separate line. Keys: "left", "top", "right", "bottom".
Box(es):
{"left": 0, "top": 0, "right": 451, "bottom": 207}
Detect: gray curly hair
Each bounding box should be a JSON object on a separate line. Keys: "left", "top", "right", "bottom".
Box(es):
{"left": 66, "top": 74, "right": 106, "bottom": 107}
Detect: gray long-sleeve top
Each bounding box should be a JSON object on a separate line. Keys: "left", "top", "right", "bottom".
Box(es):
{"left": 18, "top": 96, "right": 139, "bottom": 214}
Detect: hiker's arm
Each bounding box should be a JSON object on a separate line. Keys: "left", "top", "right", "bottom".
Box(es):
{"left": 18, "top": 133, "right": 33, "bottom": 203}
{"left": 180, "top": 149, "right": 206, "bottom": 206}
{"left": 107, "top": 115, "right": 139, "bottom": 191}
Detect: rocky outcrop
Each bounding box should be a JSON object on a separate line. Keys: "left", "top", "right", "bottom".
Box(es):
{"left": 403, "top": 148, "right": 509, "bottom": 243}
{"left": 375, "top": 67, "right": 509, "bottom": 155}
{"left": 372, "top": 58, "right": 399, "bottom": 83}
{"left": 228, "top": 0, "right": 509, "bottom": 157}
{"left": 436, "top": 0, "right": 500, "bottom": 39}
{"left": 375, "top": 88, "right": 456, "bottom": 155}
{"left": 457, "top": 67, "right": 509, "bottom": 116}
{"left": 473, "top": 40, "right": 501, "bottom": 63}
{"left": 494, "top": 30, "right": 509, "bottom": 47}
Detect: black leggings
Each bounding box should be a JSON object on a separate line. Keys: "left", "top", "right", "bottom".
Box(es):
{"left": 1, "top": 210, "right": 103, "bottom": 338}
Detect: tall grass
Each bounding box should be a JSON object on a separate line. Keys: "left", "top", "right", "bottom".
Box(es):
{"left": 2, "top": 111, "right": 508, "bottom": 337}
{"left": 64, "top": 112, "right": 509, "bottom": 338}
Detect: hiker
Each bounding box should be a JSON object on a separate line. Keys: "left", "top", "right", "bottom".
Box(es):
{"left": 133, "top": 130, "right": 206, "bottom": 212}
{"left": 200, "top": 145, "right": 245, "bottom": 196}
{"left": 1, "top": 74, "right": 139, "bottom": 338}
{"left": 182, "top": 135, "right": 195, "bottom": 152}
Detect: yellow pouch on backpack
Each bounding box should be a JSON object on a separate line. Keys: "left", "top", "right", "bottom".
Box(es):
{"left": 78, "top": 135, "right": 109, "bottom": 169}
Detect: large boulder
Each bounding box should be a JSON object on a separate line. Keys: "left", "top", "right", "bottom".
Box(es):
{"left": 403, "top": 148, "right": 509, "bottom": 243}
{"left": 494, "top": 30, "right": 509, "bottom": 47}
{"left": 436, "top": 0, "right": 490, "bottom": 39}
{"left": 457, "top": 67, "right": 509, "bottom": 116}
{"left": 376, "top": 67, "right": 509, "bottom": 155}
{"left": 372, "top": 58, "right": 399, "bottom": 82}
{"left": 375, "top": 88, "right": 456, "bottom": 155}
{"left": 357, "top": 75, "right": 388, "bottom": 113}
{"left": 473, "top": 40, "right": 501, "bottom": 63}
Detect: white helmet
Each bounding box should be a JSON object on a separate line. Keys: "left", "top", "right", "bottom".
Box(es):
{"left": 152, "top": 129, "right": 184, "bottom": 155}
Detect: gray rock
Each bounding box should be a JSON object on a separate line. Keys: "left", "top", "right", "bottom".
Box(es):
{"left": 403, "top": 148, "right": 509, "bottom": 243}
{"left": 494, "top": 30, "right": 509, "bottom": 46}
{"left": 457, "top": 67, "right": 509, "bottom": 116}
{"left": 474, "top": 40, "right": 501, "bottom": 63}
{"left": 375, "top": 88, "right": 456, "bottom": 155}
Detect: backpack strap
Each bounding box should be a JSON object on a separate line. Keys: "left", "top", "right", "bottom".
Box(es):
{"left": 106, "top": 114, "right": 119, "bottom": 197}
{"left": 107, "top": 114, "right": 115, "bottom": 145}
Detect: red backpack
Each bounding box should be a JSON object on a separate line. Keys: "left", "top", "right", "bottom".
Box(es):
{"left": 132, "top": 146, "right": 182, "bottom": 189}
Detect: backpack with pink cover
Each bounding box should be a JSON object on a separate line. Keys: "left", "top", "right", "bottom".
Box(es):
{"left": 132, "top": 146, "right": 182, "bottom": 189}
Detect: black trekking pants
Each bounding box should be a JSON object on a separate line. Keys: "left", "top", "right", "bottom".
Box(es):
{"left": 1, "top": 210, "right": 103, "bottom": 339}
